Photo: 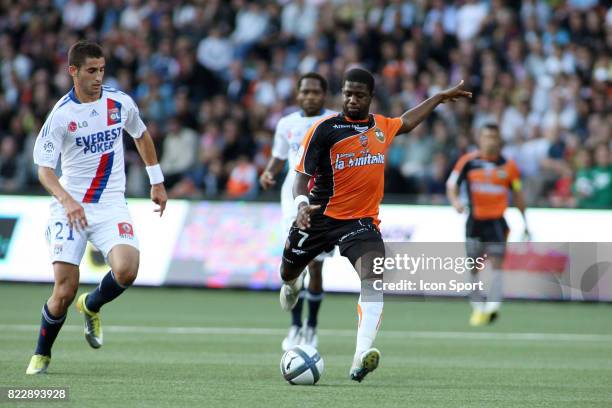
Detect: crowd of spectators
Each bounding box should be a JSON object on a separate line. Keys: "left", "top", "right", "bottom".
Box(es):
{"left": 0, "top": 0, "right": 610, "bottom": 208}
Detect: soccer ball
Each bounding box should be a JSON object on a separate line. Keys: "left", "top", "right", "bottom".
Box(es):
{"left": 280, "top": 345, "right": 324, "bottom": 385}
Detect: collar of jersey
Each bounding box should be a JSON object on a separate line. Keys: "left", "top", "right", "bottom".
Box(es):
{"left": 69, "top": 87, "right": 103, "bottom": 104}
{"left": 342, "top": 113, "right": 371, "bottom": 123}
{"left": 479, "top": 152, "right": 501, "bottom": 161}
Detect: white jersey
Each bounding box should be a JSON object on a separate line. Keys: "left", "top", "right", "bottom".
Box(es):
{"left": 272, "top": 109, "right": 335, "bottom": 175}
{"left": 272, "top": 109, "right": 335, "bottom": 228}
{"left": 33, "top": 86, "right": 146, "bottom": 204}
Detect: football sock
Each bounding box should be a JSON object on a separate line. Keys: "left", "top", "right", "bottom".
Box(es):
{"left": 35, "top": 303, "right": 66, "bottom": 357}
{"left": 469, "top": 270, "right": 485, "bottom": 312}
{"left": 355, "top": 295, "right": 383, "bottom": 356}
{"left": 290, "top": 290, "right": 305, "bottom": 327}
{"left": 306, "top": 289, "right": 323, "bottom": 328}
{"left": 85, "top": 270, "right": 128, "bottom": 313}
{"left": 486, "top": 268, "right": 503, "bottom": 313}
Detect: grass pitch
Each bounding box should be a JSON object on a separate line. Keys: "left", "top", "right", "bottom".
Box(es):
{"left": 1, "top": 283, "right": 611, "bottom": 407}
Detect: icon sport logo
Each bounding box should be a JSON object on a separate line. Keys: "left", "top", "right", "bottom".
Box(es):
{"left": 107, "top": 99, "right": 122, "bottom": 126}
{"left": 117, "top": 222, "right": 134, "bottom": 239}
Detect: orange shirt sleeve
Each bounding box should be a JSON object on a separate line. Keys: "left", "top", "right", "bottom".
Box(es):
{"left": 375, "top": 115, "right": 403, "bottom": 146}
{"left": 447, "top": 152, "right": 474, "bottom": 187}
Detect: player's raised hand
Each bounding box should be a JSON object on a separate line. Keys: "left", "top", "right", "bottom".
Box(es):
{"left": 151, "top": 184, "right": 168, "bottom": 217}
{"left": 439, "top": 80, "right": 472, "bottom": 103}
{"left": 63, "top": 197, "right": 88, "bottom": 231}
{"left": 295, "top": 204, "right": 321, "bottom": 230}
{"left": 259, "top": 170, "right": 276, "bottom": 190}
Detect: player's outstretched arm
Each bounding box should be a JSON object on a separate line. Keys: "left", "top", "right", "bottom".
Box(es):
{"left": 134, "top": 131, "right": 167, "bottom": 217}
{"left": 38, "top": 166, "right": 88, "bottom": 230}
{"left": 398, "top": 80, "right": 472, "bottom": 134}
{"left": 259, "top": 157, "right": 287, "bottom": 190}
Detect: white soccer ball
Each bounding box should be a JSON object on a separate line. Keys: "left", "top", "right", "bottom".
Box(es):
{"left": 280, "top": 345, "right": 324, "bottom": 385}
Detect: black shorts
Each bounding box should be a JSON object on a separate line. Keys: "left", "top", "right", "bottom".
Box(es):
{"left": 282, "top": 214, "right": 384, "bottom": 273}
{"left": 465, "top": 217, "right": 509, "bottom": 258}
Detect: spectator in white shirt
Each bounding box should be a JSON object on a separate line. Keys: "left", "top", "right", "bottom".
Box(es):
{"left": 197, "top": 27, "right": 234, "bottom": 76}
{"left": 456, "top": 0, "right": 488, "bottom": 41}
{"left": 281, "top": 0, "right": 319, "bottom": 41}
{"left": 62, "top": 0, "right": 96, "bottom": 31}
{"left": 232, "top": 2, "right": 270, "bottom": 57}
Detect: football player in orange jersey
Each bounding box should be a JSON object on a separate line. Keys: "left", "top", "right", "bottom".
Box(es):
{"left": 280, "top": 68, "right": 471, "bottom": 382}
{"left": 447, "top": 123, "right": 529, "bottom": 326}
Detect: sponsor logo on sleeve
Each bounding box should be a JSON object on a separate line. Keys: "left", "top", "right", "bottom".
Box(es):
{"left": 107, "top": 99, "right": 122, "bottom": 125}
{"left": 43, "top": 141, "right": 55, "bottom": 153}
{"left": 375, "top": 127, "right": 385, "bottom": 142}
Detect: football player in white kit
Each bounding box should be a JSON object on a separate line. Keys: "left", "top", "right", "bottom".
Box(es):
{"left": 26, "top": 41, "right": 167, "bottom": 374}
{"left": 259, "top": 73, "right": 334, "bottom": 351}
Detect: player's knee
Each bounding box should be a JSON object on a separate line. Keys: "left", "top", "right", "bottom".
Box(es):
{"left": 113, "top": 265, "right": 138, "bottom": 286}
{"left": 280, "top": 266, "right": 291, "bottom": 282}
{"left": 108, "top": 245, "right": 140, "bottom": 285}
{"left": 280, "top": 262, "right": 301, "bottom": 282}
{"left": 112, "top": 260, "right": 139, "bottom": 286}
{"left": 54, "top": 282, "right": 78, "bottom": 308}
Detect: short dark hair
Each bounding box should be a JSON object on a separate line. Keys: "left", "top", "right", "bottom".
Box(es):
{"left": 342, "top": 68, "right": 375, "bottom": 94}
{"left": 68, "top": 41, "right": 104, "bottom": 68}
{"left": 481, "top": 123, "right": 500, "bottom": 133}
{"left": 297, "top": 72, "right": 327, "bottom": 93}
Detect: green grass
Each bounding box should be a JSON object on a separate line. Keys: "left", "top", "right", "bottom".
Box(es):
{"left": 1, "top": 283, "right": 611, "bottom": 407}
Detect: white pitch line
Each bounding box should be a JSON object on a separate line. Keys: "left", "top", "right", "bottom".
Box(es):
{"left": 1, "top": 324, "right": 611, "bottom": 342}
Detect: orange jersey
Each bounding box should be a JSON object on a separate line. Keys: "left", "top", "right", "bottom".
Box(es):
{"left": 448, "top": 151, "right": 521, "bottom": 220}
{"left": 295, "top": 113, "right": 403, "bottom": 225}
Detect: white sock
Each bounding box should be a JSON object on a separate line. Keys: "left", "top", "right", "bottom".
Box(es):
{"left": 488, "top": 268, "right": 504, "bottom": 305}
{"left": 468, "top": 268, "right": 487, "bottom": 312}
{"left": 355, "top": 295, "right": 383, "bottom": 356}
{"left": 470, "top": 301, "right": 486, "bottom": 312}
{"left": 485, "top": 301, "right": 501, "bottom": 314}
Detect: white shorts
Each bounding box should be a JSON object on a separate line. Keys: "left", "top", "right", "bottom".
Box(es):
{"left": 46, "top": 200, "right": 139, "bottom": 266}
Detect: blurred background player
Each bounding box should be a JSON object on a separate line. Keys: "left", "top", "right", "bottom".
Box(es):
{"left": 280, "top": 68, "right": 471, "bottom": 382}
{"left": 260, "top": 73, "right": 335, "bottom": 351}
{"left": 27, "top": 41, "right": 167, "bottom": 374}
{"left": 446, "top": 123, "right": 529, "bottom": 327}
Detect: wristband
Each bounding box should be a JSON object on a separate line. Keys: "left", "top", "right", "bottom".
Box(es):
{"left": 294, "top": 195, "right": 309, "bottom": 211}
{"left": 145, "top": 164, "right": 165, "bottom": 185}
